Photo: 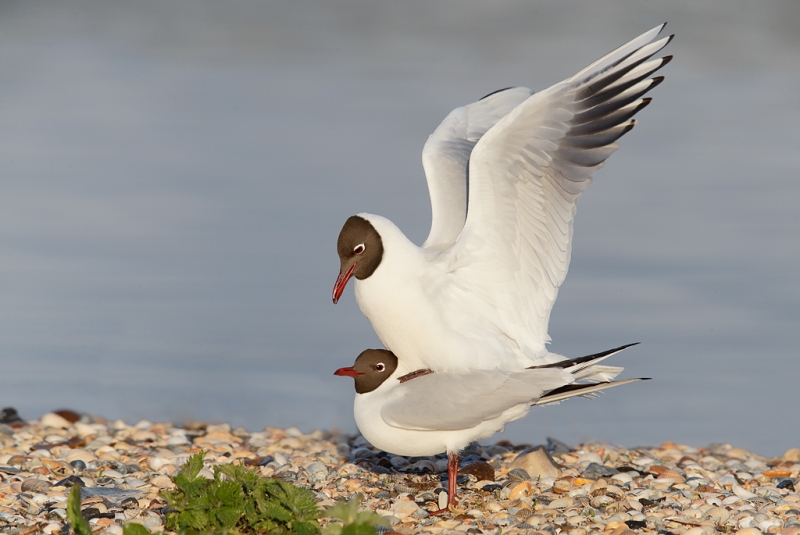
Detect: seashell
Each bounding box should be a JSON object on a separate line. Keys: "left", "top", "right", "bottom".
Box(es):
{"left": 732, "top": 485, "right": 758, "bottom": 499}
{"left": 41, "top": 458, "right": 72, "bottom": 477}
{"left": 508, "top": 481, "right": 532, "bottom": 499}
{"left": 589, "top": 479, "right": 607, "bottom": 494}
{"left": 657, "top": 470, "right": 686, "bottom": 483}
{"left": 566, "top": 515, "right": 585, "bottom": 526}
{"left": 550, "top": 497, "right": 576, "bottom": 509}
{"left": 514, "top": 507, "right": 533, "bottom": 519}
{"left": 553, "top": 479, "right": 573, "bottom": 494}
{"left": 21, "top": 478, "right": 51, "bottom": 493}
{"left": 591, "top": 495, "right": 614, "bottom": 508}
{"left": 734, "top": 528, "right": 762, "bottom": 535}
{"left": 706, "top": 506, "right": 730, "bottom": 522}
{"left": 523, "top": 515, "right": 545, "bottom": 527}
{"left": 487, "top": 512, "right": 514, "bottom": 526}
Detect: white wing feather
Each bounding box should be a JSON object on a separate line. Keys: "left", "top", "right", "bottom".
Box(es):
{"left": 422, "top": 87, "right": 533, "bottom": 251}
{"left": 381, "top": 368, "right": 573, "bottom": 431}
{"left": 439, "top": 24, "right": 672, "bottom": 360}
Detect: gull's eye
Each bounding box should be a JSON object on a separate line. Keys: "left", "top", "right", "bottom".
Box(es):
{"left": 353, "top": 243, "right": 365, "bottom": 255}
{"left": 374, "top": 363, "right": 385, "bottom": 372}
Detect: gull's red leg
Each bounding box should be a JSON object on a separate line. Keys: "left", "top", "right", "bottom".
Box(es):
{"left": 447, "top": 450, "right": 459, "bottom": 507}
{"left": 429, "top": 450, "right": 459, "bottom": 516}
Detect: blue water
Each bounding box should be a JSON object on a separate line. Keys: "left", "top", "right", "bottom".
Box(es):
{"left": 1, "top": 0, "right": 798, "bottom": 457}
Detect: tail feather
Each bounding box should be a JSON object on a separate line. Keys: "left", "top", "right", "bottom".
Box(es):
{"left": 534, "top": 378, "right": 650, "bottom": 406}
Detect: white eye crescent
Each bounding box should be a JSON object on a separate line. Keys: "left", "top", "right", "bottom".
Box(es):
{"left": 353, "top": 243, "right": 365, "bottom": 255}
{"left": 374, "top": 363, "right": 385, "bottom": 372}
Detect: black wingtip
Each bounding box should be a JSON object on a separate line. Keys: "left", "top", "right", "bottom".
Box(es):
{"left": 529, "top": 342, "right": 641, "bottom": 370}
{"left": 479, "top": 86, "right": 518, "bottom": 101}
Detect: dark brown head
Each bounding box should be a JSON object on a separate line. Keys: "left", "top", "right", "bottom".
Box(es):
{"left": 334, "top": 349, "right": 398, "bottom": 394}
{"left": 332, "top": 215, "right": 384, "bottom": 304}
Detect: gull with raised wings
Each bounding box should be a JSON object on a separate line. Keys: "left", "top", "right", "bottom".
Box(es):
{"left": 333, "top": 25, "right": 672, "bottom": 377}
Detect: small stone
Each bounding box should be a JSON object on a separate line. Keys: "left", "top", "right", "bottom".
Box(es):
{"left": 733, "top": 485, "right": 758, "bottom": 499}
{"left": 782, "top": 449, "right": 800, "bottom": 462}
{"left": 54, "top": 475, "right": 85, "bottom": 487}
{"left": 40, "top": 412, "right": 73, "bottom": 429}
{"left": 21, "top": 478, "right": 52, "bottom": 492}
{"left": 459, "top": 460, "right": 495, "bottom": 481}
{"left": 583, "top": 462, "right": 618, "bottom": 479}
{"left": 735, "top": 529, "right": 762, "bottom": 535}
{"left": 391, "top": 497, "right": 421, "bottom": 520}
{"left": 305, "top": 462, "right": 328, "bottom": 481}
{"left": 510, "top": 446, "right": 561, "bottom": 480}
{"left": 507, "top": 467, "right": 532, "bottom": 481}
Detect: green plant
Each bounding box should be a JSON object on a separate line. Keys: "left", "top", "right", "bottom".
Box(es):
{"left": 68, "top": 451, "right": 385, "bottom": 535}
{"left": 321, "top": 494, "right": 389, "bottom": 535}
{"left": 161, "top": 452, "right": 320, "bottom": 535}
{"left": 66, "top": 485, "right": 93, "bottom": 535}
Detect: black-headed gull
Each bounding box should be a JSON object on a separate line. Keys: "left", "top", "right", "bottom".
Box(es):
{"left": 334, "top": 344, "right": 647, "bottom": 511}
{"left": 332, "top": 25, "right": 672, "bottom": 374}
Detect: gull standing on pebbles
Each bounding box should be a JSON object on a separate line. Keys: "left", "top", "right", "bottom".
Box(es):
{"left": 335, "top": 345, "right": 648, "bottom": 511}
{"left": 332, "top": 24, "right": 672, "bottom": 375}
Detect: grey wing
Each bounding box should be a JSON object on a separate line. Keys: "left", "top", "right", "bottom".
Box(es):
{"left": 381, "top": 368, "right": 573, "bottom": 431}
{"left": 421, "top": 87, "right": 533, "bottom": 251}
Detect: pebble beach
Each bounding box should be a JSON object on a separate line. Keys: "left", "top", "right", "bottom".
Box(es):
{"left": 1, "top": 410, "right": 798, "bottom": 535}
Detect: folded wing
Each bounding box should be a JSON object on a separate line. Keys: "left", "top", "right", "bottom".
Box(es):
{"left": 381, "top": 368, "right": 573, "bottom": 431}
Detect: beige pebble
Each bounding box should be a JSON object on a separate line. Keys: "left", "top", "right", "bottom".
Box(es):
{"left": 509, "top": 446, "right": 561, "bottom": 480}
{"left": 781, "top": 448, "right": 800, "bottom": 462}
{"left": 551, "top": 497, "right": 576, "bottom": 509}
{"left": 150, "top": 475, "right": 175, "bottom": 489}
{"left": 735, "top": 529, "right": 763, "bottom": 535}
{"left": 391, "top": 497, "right": 420, "bottom": 520}
{"left": 40, "top": 413, "right": 73, "bottom": 429}
{"left": 707, "top": 506, "right": 731, "bottom": 522}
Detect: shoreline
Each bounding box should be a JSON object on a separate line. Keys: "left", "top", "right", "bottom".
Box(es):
{"left": 0, "top": 411, "right": 798, "bottom": 535}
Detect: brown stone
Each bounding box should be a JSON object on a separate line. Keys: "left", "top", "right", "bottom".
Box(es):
{"left": 459, "top": 460, "right": 495, "bottom": 482}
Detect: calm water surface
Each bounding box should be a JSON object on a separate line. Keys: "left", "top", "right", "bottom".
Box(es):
{"left": 1, "top": 0, "right": 798, "bottom": 456}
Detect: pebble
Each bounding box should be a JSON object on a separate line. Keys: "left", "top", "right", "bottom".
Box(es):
{"left": 509, "top": 446, "right": 561, "bottom": 480}
{"left": 0, "top": 411, "right": 796, "bottom": 535}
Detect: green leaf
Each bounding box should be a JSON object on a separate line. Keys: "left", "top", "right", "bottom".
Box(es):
{"left": 66, "top": 486, "right": 93, "bottom": 535}
{"left": 156, "top": 451, "right": 323, "bottom": 535}
{"left": 122, "top": 523, "right": 153, "bottom": 535}
{"left": 322, "top": 495, "right": 387, "bottom": 535}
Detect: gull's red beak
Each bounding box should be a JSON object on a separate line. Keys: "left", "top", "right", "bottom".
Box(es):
{"left": 332, "top": 263, "right": 357, "bottom": 304}
{"left": 334, "top": 366, "right": 363, "bottom": 377}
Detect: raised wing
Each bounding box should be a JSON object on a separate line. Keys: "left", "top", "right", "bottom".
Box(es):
{"left": 441, "top": 24, "right": 672, "bottom": 359}
{"left": 422, "top": 87, "right": 533, "bottom": 251}
{"left": 381, "top": 368, "right": 572, "bottom": 431}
